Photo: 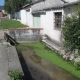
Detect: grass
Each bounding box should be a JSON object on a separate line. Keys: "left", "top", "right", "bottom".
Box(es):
{"left": 0, "top": 19, "right": 26, "bottom": 29}
{"left": 17, "top": 42, "right": 80, "bottom": 79}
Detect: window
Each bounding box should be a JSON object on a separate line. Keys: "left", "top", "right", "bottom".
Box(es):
{"left": 54, "top": 12, "right": 62, "bottom": 29}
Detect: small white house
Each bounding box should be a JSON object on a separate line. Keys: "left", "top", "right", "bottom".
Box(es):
{"left": 20, "top": 0, "right": 78, "bottom": 51}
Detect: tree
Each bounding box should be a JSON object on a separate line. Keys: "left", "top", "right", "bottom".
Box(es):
{"left": 4, "top": 0, "right": 29, "bottom": 14}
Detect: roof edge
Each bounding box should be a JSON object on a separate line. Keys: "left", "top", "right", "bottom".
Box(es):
{"left": 23, "top": 0, "right": 46, "bottom": 8}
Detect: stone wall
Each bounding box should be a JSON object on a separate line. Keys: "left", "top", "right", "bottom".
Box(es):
{"left": 9, "top": 28, "right": 43, "bottom": 42}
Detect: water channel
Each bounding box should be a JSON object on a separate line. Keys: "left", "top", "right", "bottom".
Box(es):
{"left": 17, "top": 47, "right": 80, "bottom": 80}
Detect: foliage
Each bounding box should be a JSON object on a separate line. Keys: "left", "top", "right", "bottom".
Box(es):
{"left": 4, "top": 0, "right": 29, "bottom": 14}
{"left": 17, "top": 42, "right": 80, "bottom": 79}
{"left": 75, "top": 62, "right": 80, "bottom": 70}
{"left": 62, "top": 2, "right": 80, "bottom": 54}
{"left": 0, "top": 19, "right": 26, "bottom": 29}
{"left": 8, "top": 70, "right": 23, "bottom": 80}
{"left": 73, "top": 53, "right": 78, "bottom": 58}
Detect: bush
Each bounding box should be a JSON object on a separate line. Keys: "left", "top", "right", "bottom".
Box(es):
{"left": 62, "top": 3, "right": 80, "bottom": 54}
{"left": 75, "top": 62, "right": 80, "bottom": 70}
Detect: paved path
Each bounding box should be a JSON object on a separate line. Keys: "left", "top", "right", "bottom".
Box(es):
{"left": 0, "top": 30, "right": 9, "bottom": 40}
{"left": 0, "top": 43, "right": 23, "bottom": 80}
{"left": 0, "top": 30, "right": 23, "bottom": 80}
{"left": 0, "top": 44, "right": 10, "bottom": 80}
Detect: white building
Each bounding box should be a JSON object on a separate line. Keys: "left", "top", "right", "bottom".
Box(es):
{"left": 20, "top": 0, "right": 78, "bottom": 51}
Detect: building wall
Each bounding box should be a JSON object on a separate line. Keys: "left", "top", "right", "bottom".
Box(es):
{"left": 26, "top": 8, "right": 33, "bottom": 27}
{"left": 40, "top": 9, "right": 63, "bottom": 44}
{"left": 24, "top": 8, "right": 64, "bottom": 44}
{"left": 20, "top": 8, "right": 33, "bottom": 27}
{"left": 64, "top": 4, "right": 77, "bottom": 17}
{"left": 65, "top": 0, "right": 78, "bottom": 2}
{"left": 20, "top": 9, "right": 27, "bottom": 25}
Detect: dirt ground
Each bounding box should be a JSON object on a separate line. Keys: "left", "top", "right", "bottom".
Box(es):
{"left": 17, "top": 46, "right": 80, "bottom": 80}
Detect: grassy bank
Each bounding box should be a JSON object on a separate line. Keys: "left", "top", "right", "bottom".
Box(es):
{"left": 17, "top": 42, "right": 80, "bottom": 79}
{"left": 0, "top": 19, "right": 26, "bottom": 29}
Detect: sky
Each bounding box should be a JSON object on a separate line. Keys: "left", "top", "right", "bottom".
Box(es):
{"left": 0, "top": 0, "right": 4, "bottom": 6}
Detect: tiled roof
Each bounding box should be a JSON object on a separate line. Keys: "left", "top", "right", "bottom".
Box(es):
{"left": 61, "top": 0, "right": 67, "bottom": 3}
{"left": 23, "top": 0, "right": 79, "bottom": 11}
{"left": 23, "top": 0, "right": 67, "bottom": 8}
{"left": 23, "top": 0, "right": 45, "bottom": 8}
{"left": 42, "top": 0, "right": 79, "bottom": 10}
{"left": 31, "top": 1, "right": 79, "bottom": 13}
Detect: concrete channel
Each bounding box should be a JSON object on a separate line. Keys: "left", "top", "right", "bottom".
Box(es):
{"left": 0, "top": 30, "right": 80, "bottom": 80}
{"left": 17, "top": 47, "right": 80, "bottom": 80}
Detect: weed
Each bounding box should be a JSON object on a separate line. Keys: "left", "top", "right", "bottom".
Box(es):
{"left": 8, "top": 70, "right": 23, "bottom": 80}
{"left": 75, "top": 62, "right": 80, "bottom": 70}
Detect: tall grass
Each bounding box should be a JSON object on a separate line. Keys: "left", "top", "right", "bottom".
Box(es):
{"left": 0, "top": 19, "right": 26, "bottom": 29}
{"left": 18, "top": 42, "right": 80, "bottom": 79}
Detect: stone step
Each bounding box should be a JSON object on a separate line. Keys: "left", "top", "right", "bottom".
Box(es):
{"left": 42, "top": 39, "right": 61, "bottom": 51}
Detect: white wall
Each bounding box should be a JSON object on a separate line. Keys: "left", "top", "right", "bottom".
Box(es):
{"left": 8, "top": 14, "right": 11, "bottom": 19}
{"left": 26, "top": 9, "right": 33, "bottom": 27}
{"left": 41, "top": 9, "right": 63, "bottom": 44}
{"left": 64, "top": 5, "right": 77, "bottom": 17}
{"left": 20, "top": 9, "right": 27, "bottom": 25}
{"left": 65, "top": 0, "right": 78, "bottom": 2}
{"left": 20, "top": 8, "right": 33, "bottom": 27}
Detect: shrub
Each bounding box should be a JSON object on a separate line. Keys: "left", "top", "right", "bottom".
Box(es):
{"left": 75, "top": 62, "right": 80, "bottom": 70}
{"left": 73, "top": 53, "right": 78, "bottom": 58}
{"left": 8, "top": 70, "right": 23, "bottom": 80}
{"left": 62, "top": 2, "right": 80, "bottom": 54}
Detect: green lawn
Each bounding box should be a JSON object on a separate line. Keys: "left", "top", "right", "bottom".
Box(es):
{"left": 0, "top": 19, "right": 26, "bottom": 29}
{"left": 17, "top": 42, "right": 80, "bottom": 79}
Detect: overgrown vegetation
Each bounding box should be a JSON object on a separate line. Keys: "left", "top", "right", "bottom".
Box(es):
{"left": 62, "top": 2, "right": 80, "bottom": 55}
{"left": 75, "top": 62, "right": 80, "bottom": 70}
{"left": 8, "top": 70, "right": 23, "bottom": 80}
{"left": 0, "top": 19, "right": 26, "bottom": 29}
{"left": 17, "top": 42, "right": 80, "bottom": 79}
{"left": 62, "top": 1, "right": 80, "bottom": 71}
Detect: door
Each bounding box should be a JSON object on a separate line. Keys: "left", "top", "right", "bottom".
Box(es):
{"left": 33, "top": 14, "right": 40, "bottom": 28}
